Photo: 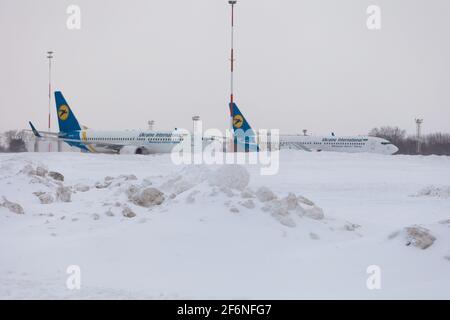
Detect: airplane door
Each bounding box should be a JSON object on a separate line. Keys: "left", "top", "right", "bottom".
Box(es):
{"left": 370, "top": 140, "right": 376, "bottom": 151}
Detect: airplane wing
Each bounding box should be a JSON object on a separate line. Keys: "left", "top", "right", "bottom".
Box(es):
{"left": 283, "top": 142, "right": 312, "bottom": 152}
{"left": 36, "top": 135, "right": 124, "bottom": 148}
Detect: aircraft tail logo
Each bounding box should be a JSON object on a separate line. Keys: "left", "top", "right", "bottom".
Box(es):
{"left": 58, "top": 105, "right": 70, "bottom": 121}
{"left": 233, "top": 114, "right": 244, "bottom": 129}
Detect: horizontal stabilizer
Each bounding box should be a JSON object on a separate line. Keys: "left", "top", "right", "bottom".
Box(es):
{"left": 28, "top": 121, "right": 41, "bottom": 138}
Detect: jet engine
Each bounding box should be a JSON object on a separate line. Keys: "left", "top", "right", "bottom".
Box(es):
{"left": 119, "top": 146, "right": 145, "bottom": 155}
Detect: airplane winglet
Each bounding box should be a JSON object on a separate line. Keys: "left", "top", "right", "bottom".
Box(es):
{"left": 29, "top": 121, "right": 42, "bottom": 138}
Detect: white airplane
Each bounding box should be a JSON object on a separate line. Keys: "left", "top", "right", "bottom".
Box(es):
{"left": 277, "top": 134, "right": 399, "bottom": 154}
{"left": 229, "top": 102, "right": 399, "bottom": 155}
{"left": 29, "top": 91, "right": 207, "bottom": 154}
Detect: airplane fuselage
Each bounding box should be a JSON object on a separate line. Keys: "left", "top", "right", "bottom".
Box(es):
{"left": 277, "top": 135, "right": 399, "bottom": 155}
{"left": 62, "top": 129, "right": 187, "bottom": 154}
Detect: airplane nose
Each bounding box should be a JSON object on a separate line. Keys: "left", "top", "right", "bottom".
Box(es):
{"left": 391, "top": 145, "right": 399, "bottom": 154}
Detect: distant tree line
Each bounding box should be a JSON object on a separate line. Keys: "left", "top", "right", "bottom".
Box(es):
{"left": 369, "top": 126, "right": 450, "bottom": 155}
{"left": 0, "top": 130, "right": 28, "bottom": 153}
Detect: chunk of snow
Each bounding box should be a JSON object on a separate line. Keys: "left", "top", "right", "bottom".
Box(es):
{"left": 48, "top": 171, "right": 64, "bottom": 182}
{"left": 1, "top": 197, "right": 24, "bottom": 214}
{"left": 105, "top": 208, "right": 114, "bottom": 217}
{"left": 297, "top": 195, "right": 315, "bottom": 206}
{"left": 240, "top": 188, "right": 254, "bottom": 199}
{"left": 95, "top": 181, "right": 112, "bottom": 189}
{"left": 239, "top": 199, "right": 255, "bottom": 209}
{"left": 343, "top": 222, "right": 361, "bottom": 231}
{"left": 303, "top": 206, "right": 325, "bottom": 220}
{"left": 404, "top": 225, "right": 436, "bottom": 249}
{"left": 37, "top": 193, "right": 54, "bottom": 204}
{"left": 118, "top": 174, "right": 138, "bottom": 181}
{"left": 73, "top": 184, "right": 90, "bottom": 192}
{"left": 415, "top": 185, "right": 450, "bottom": 198}
{"left": 280, "top": 193, "right": 298, "bottom": 210}
{"left": 309, "top": 232, "right": 320, "bottom": 240}
{"left": 219, "top": 186, "right": 235, "bottom": 198}
{"left": 125, "top": 185, "right": 140, "bottom": 197}
{"left": 271, "top": 211, "right": 296, "bottom": 227}
{"left": 92, "top": 213, "right": 100, "bottom": 220}
{"left": 35, "top": 166, "right": 48, "bottom": 177}
{"left": 122, "top": 206, "right": 136, "bottom": 218}
{"left": 130, "top": 187, "right": 165, "bottom": 207}
{"left": 56, "top": 186, "right": 71, "bottom": 203}
{"left": 255, "top": 187, "right": 277, "bottom": 202}
{"left": 19, "top": 164, "right": 36, "bottom": 176}
{"left": 229, "top": 206, "right": 239, "bottom": 213}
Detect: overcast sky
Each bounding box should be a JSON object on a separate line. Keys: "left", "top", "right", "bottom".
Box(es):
{"left": 1, "top": 0, "right": 449, "bottom": 135}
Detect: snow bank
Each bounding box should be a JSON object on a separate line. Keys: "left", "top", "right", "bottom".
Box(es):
{"left": 2, "top": 152, "right": 449, "bottom": 299}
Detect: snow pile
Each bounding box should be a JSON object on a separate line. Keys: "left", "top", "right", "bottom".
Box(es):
{"left": 415, "top": 185, "right": 450, "bottom": 199}
{"left": 259, "top": 191, "right": 324, "bottom": 227}
{"left": 157, "top": 164, "right": 327, "bottom": 228}
{"left": 14, "top": 164, "right": 72, "bottom": 205}
{"left": 2, "top": 161, "right": 329, "bottom": 228}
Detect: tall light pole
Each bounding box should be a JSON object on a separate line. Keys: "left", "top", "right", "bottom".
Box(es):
{"left": 47, "top": 51, "right": 53, "bottom": 152}
{"left": 148, "top": 120, "right": 155, "bottom": 131}
{"left": 192, "top": 115, "right": 200, "bottom": 134}
{"left": 415, "top": 118, "right": 423, "bottom": 154}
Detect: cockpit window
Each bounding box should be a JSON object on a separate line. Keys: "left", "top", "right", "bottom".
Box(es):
{"left": 381, "top": 142, "right": 391, "bottom": 145}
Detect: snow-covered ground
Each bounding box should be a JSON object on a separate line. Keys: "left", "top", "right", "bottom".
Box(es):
{"left": 0, "top": 151, "right": 449, "bottom": 299}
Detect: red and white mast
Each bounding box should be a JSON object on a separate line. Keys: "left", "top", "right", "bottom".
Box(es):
{"left": 228, "top": 1, "right": 237, "bottom": 152}
{"left": 229, "top": 0, "right": 236, "bottom": 115}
